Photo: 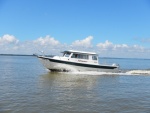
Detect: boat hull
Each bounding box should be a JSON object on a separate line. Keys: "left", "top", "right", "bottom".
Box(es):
{"left": 38, "top": 56, "right": 119, "bottom": 72}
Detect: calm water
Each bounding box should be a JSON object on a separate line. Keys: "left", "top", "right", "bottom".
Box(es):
{"left": 0, "top": 56, "right": 150, "bottom": 113}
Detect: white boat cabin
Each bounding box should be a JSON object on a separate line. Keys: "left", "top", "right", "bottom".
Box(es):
{"left": 59, "top": 50, "right": 99, "bottom": 64}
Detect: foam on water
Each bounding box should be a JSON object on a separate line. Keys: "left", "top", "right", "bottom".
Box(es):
{"left": 60, "top": 71, "right": 122, "bottom": 76}
{"left": 126, "top": 70, "right": 150, "bottom": 75}
{"left": 59, "top": 70, "right": 150, "bottom": 76}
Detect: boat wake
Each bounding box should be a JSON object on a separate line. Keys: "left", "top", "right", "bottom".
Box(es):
{"left": 125, "top": 70, "right": 150, "bottom": 75}
{"left": 59, "top": 69, "right": 150, "bottom": 76}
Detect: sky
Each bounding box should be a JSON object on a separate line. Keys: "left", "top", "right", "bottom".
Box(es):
{"left": 0, "top": 0, "right": 150, "bottom": 58}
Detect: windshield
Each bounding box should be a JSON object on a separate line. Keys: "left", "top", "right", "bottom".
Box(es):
{"left": 63, "top": 52, "right": 71, "bottom": 57}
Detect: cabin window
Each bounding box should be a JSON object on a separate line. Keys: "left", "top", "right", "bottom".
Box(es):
{"left": 92, "top": 55, "right": 97, "bottom": 60}
{"left": 80, "top": 54, "right": 89, "bottom": 59}
{"left": 64, "top": 52, "right": 71, "bottom": 57}
{"left": 71, "top": 54, "right": 89, "bottom": 59}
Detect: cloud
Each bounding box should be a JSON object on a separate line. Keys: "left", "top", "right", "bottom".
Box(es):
{"left": 96, "top": 40, "right": 147, "bottom": 58}
{"left": 0, "top": 34, "right": 19, "bottom": 45}
{"left": 0, "top": 34, "right": 150, "bottom": 58}
{"left": 33, "top": 35, "right": 60, "bottom": 46}
{"left": 71, "top": 36, "right": 93, "bottom": 48}
{"left": 97, "top": 40, "right": 114, "bottom": 50}
{"left": 97, "top": 40, "right": 144, "bottom": 52}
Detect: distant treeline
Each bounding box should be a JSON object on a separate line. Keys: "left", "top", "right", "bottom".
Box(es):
{"left": 0, "top": 54, "right": 35, "bottom": 56}
{"left": 0, "top": 54, "right": 54, "bottom": 57}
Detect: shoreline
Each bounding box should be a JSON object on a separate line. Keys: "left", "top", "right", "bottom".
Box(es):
{"left": 0, "top": 54, "right": 35, "bottom": 56}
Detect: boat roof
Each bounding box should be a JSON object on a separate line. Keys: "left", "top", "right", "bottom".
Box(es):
{"left": 62, "top": 50, "right": 98, "bottom": 55}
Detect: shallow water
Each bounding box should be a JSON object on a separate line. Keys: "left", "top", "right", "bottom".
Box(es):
{"left": 0, "top": 56, "right": 150, "bottom": 113}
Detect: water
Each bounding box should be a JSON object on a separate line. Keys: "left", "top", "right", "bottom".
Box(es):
{"left": 0, "top": 56, "right": 150, "bottom": 113}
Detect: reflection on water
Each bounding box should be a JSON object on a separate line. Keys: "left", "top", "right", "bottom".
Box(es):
{"left": 38, "top": 73, "right": 100, "bottom": 112}
{"left": 37, "top": 72, "right": 121, "bottom": 113}
{"left": 39, "top": 72, "right": 99, "bottom": 90}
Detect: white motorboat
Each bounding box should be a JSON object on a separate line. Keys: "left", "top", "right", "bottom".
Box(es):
{"left": 37, "top": 50, "right": 119, "bottom": 72}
